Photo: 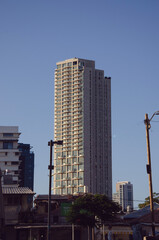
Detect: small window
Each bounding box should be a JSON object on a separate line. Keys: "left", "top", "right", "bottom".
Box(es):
{"left": 3, "top": 133, "right": 13, "bottom": 137}
{"left": 73, "top": 61, "right": 77, "bottom": 65}
{"left": 3, "top": 175, "right": 13, "bottom": 185}
{"left": 72, "top": 151, "right": 77, "bottom": 156}
{"left": 3, "top": 142, "right": 13, "bottom": 149}
{"left": 57, "top": 65, "right": 61, "bottom": 69}
{"left": 53, "top": 216, "right": 59, "bottom": 223}
{"left": 11, "top": 161, "right": 19, "bottom": 165}
{"left": 13, "top": 180, "right": 18, "bottom": 184}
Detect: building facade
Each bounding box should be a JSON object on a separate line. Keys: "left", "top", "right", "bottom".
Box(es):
{"left": 113, "top": 181, "right": 133, "bottom": 212}
{"left": 0, "top": 127, "right": 34, "bottom": 191}
{"left": 18, "top": 143, "right": 34, "bottom": 191}
{"left": 0, "top": 126, "right": 21, "bottom": 187}
{"left": 53, "top": 58, "right": 112, "bottom": 197}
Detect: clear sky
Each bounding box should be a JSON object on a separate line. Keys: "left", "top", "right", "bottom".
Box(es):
{"left": 1, "top": 0, "right": 159, "bottom": 209}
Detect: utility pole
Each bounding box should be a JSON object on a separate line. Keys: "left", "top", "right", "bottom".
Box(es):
{"left": 47, "top": 140, "right": 63, "bottom": 240}
{"left": 144, "top": 113, "right": 156, "bottom": 237}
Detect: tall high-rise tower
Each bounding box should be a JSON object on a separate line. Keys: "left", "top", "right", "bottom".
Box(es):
{"left": 53, "top": 58, "right": 112, "bottom": 198}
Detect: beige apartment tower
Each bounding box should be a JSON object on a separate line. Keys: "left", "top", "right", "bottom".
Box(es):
{"left": 53, "top": 58, "right": 112, "bottom": 198}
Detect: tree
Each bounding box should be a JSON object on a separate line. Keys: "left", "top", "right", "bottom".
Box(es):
{"left": 67, "top": 193, "right": 120, "bottom": 228}
{"left": 138, "top": 192, "right": 159, "bottom": 209}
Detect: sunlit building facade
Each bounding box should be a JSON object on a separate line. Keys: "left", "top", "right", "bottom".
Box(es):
{"left": 53, "top": 58, "right": 112, "bottom": 198}
{"left": 0, "top": 127, "right": 34, "bottom": 192}
{"left": 0, "top": 126, "right": 21, "bottom": 187}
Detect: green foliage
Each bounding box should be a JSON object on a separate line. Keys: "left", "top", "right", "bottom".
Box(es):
{"left": 138, "top": 192, "right": 159, "bottom": 209}
{"left": 67, "top": 193, "right": 120, "bottom": 228}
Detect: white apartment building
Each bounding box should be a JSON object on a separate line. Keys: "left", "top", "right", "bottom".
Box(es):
{"left": 53, "top": 58, "right": 112, "bottom": 198}
{"left": 113, "top": 181, "right": 133, "bottom": 212}
{"left": 0, "top": 126, "right": 21, "bottom": 187}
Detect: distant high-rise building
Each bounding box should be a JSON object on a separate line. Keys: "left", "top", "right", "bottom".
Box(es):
{"left": 53, "top": 58, "right": 112, "bottom": 197}
{"left": 18, "top": 143, "right": 34, "bottom": 190}
{"left": 113, "top": 181, "right": 133, "bottom": 211}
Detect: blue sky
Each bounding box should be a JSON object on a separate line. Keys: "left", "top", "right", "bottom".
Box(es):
{"left": 1, "top": 0, "right": 159, "bottom": 208}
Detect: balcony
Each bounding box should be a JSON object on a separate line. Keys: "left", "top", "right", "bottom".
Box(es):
{"left": 0, "top": 148, "right": 19, "bottom": 153}
{"left": 78, "top": 168, "right": 84, "bottom": 172}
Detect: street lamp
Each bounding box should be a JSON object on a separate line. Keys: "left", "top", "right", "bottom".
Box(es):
{"left": 144, "top": 111, "right": 159, "bottom": 237}
{"left": 47, "top": 140, "right": 63, "bottom": 240}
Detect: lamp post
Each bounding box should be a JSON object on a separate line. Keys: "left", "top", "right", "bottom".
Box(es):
{"left": 144, "top": 111, "right": 159, "bottom": 237}
{"left": 47, "top": 140, "right": 63, "bottom": 240}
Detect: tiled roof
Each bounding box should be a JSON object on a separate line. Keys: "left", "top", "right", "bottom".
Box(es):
{"left": 2, "top": 187, "right": 35, "bottom": 195}
{"left": 124, "top": 203, "right": 159, "bottom": 219}
{"left": 35, "top": 194, "right": 70, "bottom": 200}
{"left": 35, "top": 194, "right": 83, "bottom": 201}
{"left": 137, "top": 209, "right": 159, "bottom": 223}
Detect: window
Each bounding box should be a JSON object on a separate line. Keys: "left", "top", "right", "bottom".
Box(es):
{"left": 79, "top": 62, "right": 84, "bottom": 67}
{"left": 79, "top": 187, "right": 84, "bottom": 192}
{"left": 67, "top": 151, "right": 71, "bottom": 157}
{"left": 73, "top": 172, "right": 77, "bottom": 178}
{"left": 62, "top": 166, "right": 66, "bottom": 172}
{"left": 67, "top": 173, "right": 71, "bottom": 179}
{"left": 62, "top": 173, "right": 66, "bottom": 179}
{"left": 78, "top": 179, "right": 83, "bottom": 185}
{"left": 3, "top": 142, "right": 13, "bottom": 149}
{"left": 62, "top": 152, "right": 66, "bottom": 157}
{"left": 56, "top": 152, "right": 61, "bottom": 158}
{"left": 67, "top": 165, "right": 71, "bottom": 171}
{"left": 62, "top": 188, "right": 66, "bottom": 195}
{"left": 68, "top": 188, "right": 71, "bottom": 194}
{"left": 68, "top": 180, "right": 71, "bottom": 185}
{"left": 62, "top": 159, "right": 66, "bottom": 164}
{"left": 11, "top": 161, "right": 19, "bottom": 165}
{"left": 78, "top": 172, "right": 83, "bottom": 178}
{"left": 56, "top": 189, "right": 60, "bottom": 194}
{"left": 55, "top": 181, "right": 60, "bottom": 187}
{"left": 3, "top": 175, "right": 13, "bottom": 185}
{"left": 79, "top": 150, "right": 83, "bottom": 156}
{"left": 79, "top": 157, "right": 84, "bottom": 163}
{"left": 74, "top": 187, "right": 78, "bottom": 193}
{"left": 3, "top": 133, "right": 13, "bottom": 137}
{"left": 72, "top": 151, "right": 77, "bottom": 156}
{"left": 78, "top": 164, "right": 84, "bottom": 171}
{"left": 53, "top": 216, "right": 59, "bottom": 223}
{"left": 73, "top": 180, "right": 78, "bottom": 186}
{"left": 55, "top": 175, "right": 60, "bottom": 180}
{"left": 72, "top": 157, "right": 77, "bottom": 163}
